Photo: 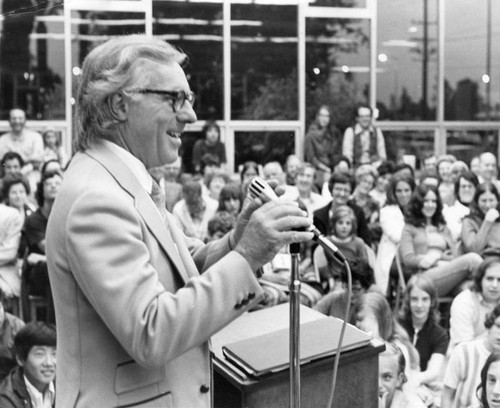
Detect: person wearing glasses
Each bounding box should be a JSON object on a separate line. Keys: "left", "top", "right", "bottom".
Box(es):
{"left": 45, "top": 35, "right": 313, "bottom": 408}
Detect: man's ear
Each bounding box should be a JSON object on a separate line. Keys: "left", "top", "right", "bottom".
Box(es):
{"left": 109, "top": 92, "right": 129, "bottom": 121}
{"left": 15, "top": 354, "right": 25, "bottom": 367}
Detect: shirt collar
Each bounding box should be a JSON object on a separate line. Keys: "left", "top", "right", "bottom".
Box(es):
{"left": 102, "top": 139, "right": 153, "bottom": 194}
{"left": 24, "top": 375, "right": 55, "bottom": 408}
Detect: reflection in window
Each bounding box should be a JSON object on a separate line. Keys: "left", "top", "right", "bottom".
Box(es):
{"left": 382, "top": 130, "right": 434, "bottom": 167}
{"left": 445, "top": 0, "right": 500, "bottom": 120}
{"left": 234, "top": 131, "right": 295, "bottom": 172}
{"left": 447, "top": 130, "right": 498, "bottom": 164}
{"left": 377, "top": 0, "right": 438, "bottom": 121}
{"left": 153, "top": 1, "right": 223, "bottom": 120}
{"left": 231, "top": 3, "right": 298, "bottom": 120}
{"left": 306, "top": 18, "right": 369, "bottom": 131}
{"left": 0, "top": 0, "right": 65, "bottom": 119}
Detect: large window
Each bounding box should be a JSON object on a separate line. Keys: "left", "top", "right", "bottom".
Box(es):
{"left": 306, "top": 17, "right": 370, "bottom": 130}
{"left": 444, "top": 0, "right": 500, "bottom": 120}
{"left": 153, "top": 1, "right": 223, "bottom": 120}
{"left": 377, "top": 0, "right": 438, "bottom": 121}
{"left": 231, "top": 3, "right": 298, "bottom": 120}
{"left": 0, "top": 0, "right": 66, "bottom": 119}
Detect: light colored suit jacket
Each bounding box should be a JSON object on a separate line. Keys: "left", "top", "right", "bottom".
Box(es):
{"left": 46, "top": 141, "right": 263, "bottom": 408}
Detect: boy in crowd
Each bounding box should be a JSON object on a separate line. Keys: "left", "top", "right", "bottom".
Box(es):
{"left": 0, "top": 321, "right": 56, "bottom": 408}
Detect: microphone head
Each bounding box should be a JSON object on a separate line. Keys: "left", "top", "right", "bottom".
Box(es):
{"left": 248, "top": 176, "right": 279, "bottom": 202}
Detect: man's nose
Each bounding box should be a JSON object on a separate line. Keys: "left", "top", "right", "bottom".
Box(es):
{"left": 177, "top": 101, "right": 197, "bottom": 124}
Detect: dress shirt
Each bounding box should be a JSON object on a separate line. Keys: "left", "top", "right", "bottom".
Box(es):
{"left": 24, "top": 376, "right": 55, "bottom": 408}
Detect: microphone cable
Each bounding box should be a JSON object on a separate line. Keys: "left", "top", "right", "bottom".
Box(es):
{"left": 325, "top": 259, "right": 352, "bottom": 408}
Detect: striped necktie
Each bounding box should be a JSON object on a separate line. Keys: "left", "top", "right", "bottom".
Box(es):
{"left": 150, "top": 179, "right": 168, "bottom": 221}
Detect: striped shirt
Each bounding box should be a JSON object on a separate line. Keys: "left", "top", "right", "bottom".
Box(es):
{"left": 443, "top": 339, "right": 489, "bottom": 408}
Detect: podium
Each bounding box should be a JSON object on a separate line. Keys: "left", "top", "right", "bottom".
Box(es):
{"left": 211, "top": 304, "right": 385, "bottom": 408}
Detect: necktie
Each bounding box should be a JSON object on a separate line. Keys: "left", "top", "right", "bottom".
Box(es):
{"left": 150, "top": 179, "right": 168, "bottom": 221}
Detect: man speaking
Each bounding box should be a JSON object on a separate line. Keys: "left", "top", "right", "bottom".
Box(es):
{"left": 46, "top": 35, "right": 312, "bottom": 408}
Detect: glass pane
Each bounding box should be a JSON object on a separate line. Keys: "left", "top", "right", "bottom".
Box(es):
{"left": 306, "top": 17, "right": 370, "bottom": 130}
{"left": 309, "top": 0, "right": 367, "bottom": 7}
{"left": 377, "top": 0, "right": 438, "bottom": 121}
{"left": 234, "top": 131, "right": 295, "bottom": 172}
{"left": 447, "top": 130, "right": 498, "bottom": 165}
{"left": 0, "top": 1, "right": 66, "bottom": 119}
{"left": 231, "top": 3, "right": 298, "bottom": 120}
{"left": 153, "top": 1, "right": 223, "bottom": 120}
{"left": 445, "top": 0, "right": 500, "bottom": 120}
{"left": 383, "top": 130, "right": 434, "bottom": 168}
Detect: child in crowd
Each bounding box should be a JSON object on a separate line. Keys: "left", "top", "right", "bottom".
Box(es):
{"left": 378, "top": 342, "right": 426, "bottom": 408}
{"left": 322, "top": 205, "right": 368, "bottom": 284}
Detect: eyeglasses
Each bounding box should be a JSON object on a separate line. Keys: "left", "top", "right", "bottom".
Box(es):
{"left": 127, "top": 89, "right": 196, "bottom": 112}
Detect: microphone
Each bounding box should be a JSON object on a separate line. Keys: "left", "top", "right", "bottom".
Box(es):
{"left": 249, "top": 177, "right": 346, "bottom": 263}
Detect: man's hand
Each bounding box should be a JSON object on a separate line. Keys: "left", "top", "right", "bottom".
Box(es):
{"left": 234, "top": 199, "right": 313, "bottom": 272}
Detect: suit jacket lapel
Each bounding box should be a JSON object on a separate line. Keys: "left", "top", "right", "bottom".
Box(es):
{"left": 85, "top": 142, "right": 190, "bottom": 284}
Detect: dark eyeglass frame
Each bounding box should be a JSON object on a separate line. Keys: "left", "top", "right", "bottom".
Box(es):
{"left": 127, "top": 89, "right": 195, "bottom": 112}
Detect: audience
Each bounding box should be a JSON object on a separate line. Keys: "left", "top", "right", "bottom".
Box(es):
{"left": 478, "top": 153, "right": 500, "bottom": 189}
{"left": 449, "top": 257, "right": 500, "bottom": 353}
{"left": 284, "top": 154, "right": 302, "bottom": 186}
{"left": 399, "top": 183, "right": 482, "bottom": 296}
{"left": 217, "top": 183, "right": 242, "bottom": 218}
{"left": 206, "top": 211, "right": 236, "bottom": 242}
{"left": 204, "top": 169, "right": 230, "bottom": 201}
{"left": 442, "top": 305, "right": 500, "bottom": 408}
{"left": 462, "top": 182, "right": 500, "bottom": 257}
{"left": 437, "top": 155, "right": 456, "bottom": 207}
{"left": 370, "top": 161, "right": 394, "bottom": 209}
{"left": 41, "top": 129, "right": 68, "bottom": 169}
{"left": 0, "top": 321, "right": 56, "bottom": 408}
{"left": 0, "top": 152, "right": 24, "bottom": 179}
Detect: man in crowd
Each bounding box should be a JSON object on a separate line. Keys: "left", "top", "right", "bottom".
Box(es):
{"left": 0, "top": 322, "right": 56, "bottom": 408}
{"left": 0, "top": 109, "right": 44, "bottom": 176}
{"left": 313, "top": 172, "right": 372, "bottom": 246}
{"left": 284, "top": 154, "right": 302, "bottom": 186}
{"left": 478, "top": 152, "right": 500, "bottom": 190}
{"left": 46, "top": 35, "right": 312, "bottom": 407}
{"left": 342, "top": 105, "right": 387, "bottom": 168}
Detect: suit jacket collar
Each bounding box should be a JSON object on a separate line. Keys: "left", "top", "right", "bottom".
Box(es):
{"left": 85, "top": 141, "right": 190, "bottom": 284}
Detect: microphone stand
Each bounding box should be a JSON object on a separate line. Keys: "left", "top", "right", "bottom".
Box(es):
{"left": 289, "top": 241, "right": 301, "bottom": 408}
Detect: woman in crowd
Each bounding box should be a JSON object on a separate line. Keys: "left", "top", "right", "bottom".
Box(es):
{"left": 398, "top": 275, "right": 448, "bottom": 388}
{"left": 353, "top": 292, "right": 420, "bottom": 377}
{"left": 399, "top": 184, "right": 482, "bottom": 296}
{"left": 1, "top": 174, "right": 36, "bottom": 224}
{"left": 375, "top": 174, "right": 416, "bottom": 294}
{"left": 351, "top": 164, "right": 380, "bottom": 229}
{"left": 443, "top": 171, "right": 479, "bottom": 243}
{"left": 217, "top": 182, "right": 242, "bottom": 217}
{"left": 204, "top": 169, "right": 230, "bottom": 201}
{"left": 462, "top": 182, "right": 500, "bottom": 257}
{"left": 449, "top": 257, "right": 500, "bottom": 352}
{"left": 239, "top": 161, "right": 259, "bottom": 195}
{"left": 42, "top": 129, "right": 68, "bottom": 168}
{"left": 192, "top": 120, "right": 226, "bottom": 174}
{"left": 476, "top": 352, "right": 500, "bottom": 408}
{"left": 370, "top": 161, "right": 395, "bottom": 209}
{"left": 304, "top": 105, "right": 341, "bottom": 191}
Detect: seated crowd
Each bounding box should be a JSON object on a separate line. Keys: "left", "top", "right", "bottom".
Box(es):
{"left": 1, "top": 110, "right": 500, "bottom": 407}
